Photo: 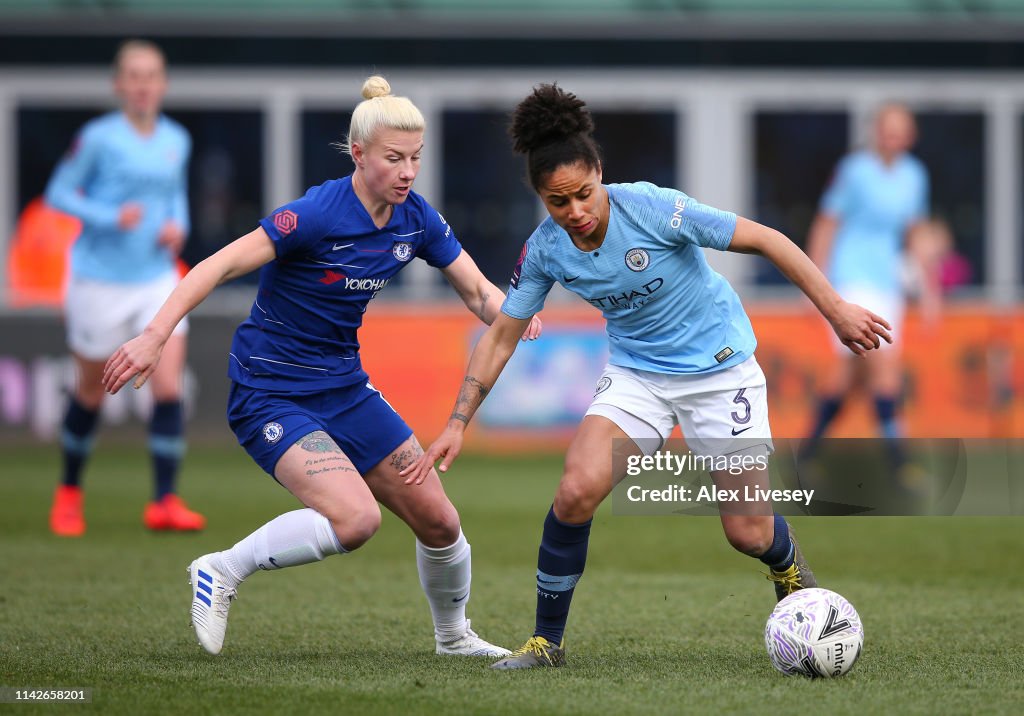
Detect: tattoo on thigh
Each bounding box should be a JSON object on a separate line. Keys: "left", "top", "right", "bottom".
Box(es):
{"left": 298, "top": 430, "right": 342, "bottom": 453}
{"left": 389, "top": 438, "right": 425, "bottom": 472}
{"left": 296, "top": 431, "right": 357, "bottom": 477}
{"left": 305, "top": 463, "right": 357, "bottom": 478}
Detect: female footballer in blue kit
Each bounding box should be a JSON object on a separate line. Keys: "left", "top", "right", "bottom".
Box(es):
{"left": 103, "top": 76, "right": 539, "bottom": 657}
{"left": 402, "top": 84, "right": 893, "bottom": 669}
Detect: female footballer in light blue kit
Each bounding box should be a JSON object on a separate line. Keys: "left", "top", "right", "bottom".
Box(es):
{"left": 45, "top": 39, "right": 203, "bottom": 536}
{"left": 403, "top": 84, "right": 893, "bottom": 669}
{"left": 103, "top": 76, "right": 539, "bottom": 658}
{"left": 803, "top": 104, "right": 929, "bottom": 470}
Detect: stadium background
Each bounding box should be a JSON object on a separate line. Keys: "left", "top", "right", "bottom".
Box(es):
{"left": 2, "top": 0, "right": 1023, "bottom": 448}
{"left": 1, "top": 5, "right": 1022, "bottom": 714}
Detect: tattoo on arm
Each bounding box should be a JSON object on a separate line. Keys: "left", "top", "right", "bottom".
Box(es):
{"left": 464, "top": 376, "right": 489, "bottom": 400}
{"left": 451, "top": 376, "right": 489, "bottom": 426}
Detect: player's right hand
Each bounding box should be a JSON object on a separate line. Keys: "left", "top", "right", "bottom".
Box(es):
{"left": 102, "top": 332, "right": 164, "bottom": 394}
{"left": 400, "top": 426, "right": 465, "bottom": 485}
{"left": 830, "top": 300, "right": 892, "bottom": 356}
{"left": 118, "top": 203, "right": 143, "bottom": 231}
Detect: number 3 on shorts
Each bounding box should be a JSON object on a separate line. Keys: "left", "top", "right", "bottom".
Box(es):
{"left": 730, "top": 388, "right": 751, "bottom": 425}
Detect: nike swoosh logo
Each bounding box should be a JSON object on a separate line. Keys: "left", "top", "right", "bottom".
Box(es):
{"left": 731, "top": 426, "right": 753, "bottom": 436}
{"left": 452, "top": 592, "right": 469, "bottom": 603}
{"left": 332, "top": 243, "right": 353, "bottom": 251}
{"left": 564, "top": 275, "right": 580, "bottom": 283}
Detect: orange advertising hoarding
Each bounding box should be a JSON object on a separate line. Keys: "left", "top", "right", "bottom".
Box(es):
{"left": 358, "top": 303, "right": 1024, "bottom": 451}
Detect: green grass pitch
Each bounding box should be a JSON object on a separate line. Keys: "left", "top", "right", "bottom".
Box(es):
{"left": 2, "top": 444, "right": 1021, "bottom": 715}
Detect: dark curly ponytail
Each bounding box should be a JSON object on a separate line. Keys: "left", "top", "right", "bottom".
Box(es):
{"left": 509, "top": 84, "right": 603, "bottom": 190}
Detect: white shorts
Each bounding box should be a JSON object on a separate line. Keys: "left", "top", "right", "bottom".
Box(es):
{"left": 585, "top": 356, "right": 773, "bottom": 460}
{"left": 65, "top": 272, "right": 187, "bottom": 361}
{"left": 831, "top": 284, "right": 903, "bottom": 354}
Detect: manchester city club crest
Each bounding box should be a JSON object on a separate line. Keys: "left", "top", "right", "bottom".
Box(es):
{"left": 595, "top": 376, "right": 613, "bottom": 395}
{"left": 625, "top": 248, "right": 650, "bottom": 271}
{"left": 392, "top": 242, "right": 413, "bottom": 262}
{"left": 262, "top": 422, "right": 284, "bottom": 444}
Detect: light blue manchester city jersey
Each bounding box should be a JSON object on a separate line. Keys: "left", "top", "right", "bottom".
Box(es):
{"left": 45, "top": 111, "right": 191, "bottom": 284}
{"left": 821, "top": 150, "right": 928, "bottom": 292}
{"left": 502, "top": 181, "right": 755, "bottom": 374}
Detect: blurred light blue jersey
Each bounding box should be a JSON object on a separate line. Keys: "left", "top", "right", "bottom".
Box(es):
{"left": 502, "top": 181, "right": 754, "bottom": 374}
{"left": 820, "top": 150, "right": 928, "bottom": 292}
{"left": 44, "top": 111, "right": 191, "bottom": 284}
{"left": 229, "top": 177, "right": 463, "bottom": 392}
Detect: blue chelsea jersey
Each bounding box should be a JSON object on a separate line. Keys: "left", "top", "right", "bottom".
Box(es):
{"left": 44, "top": 111, "right": 191, "bottom": 283}
{"left": 821, "top": 150, "right": 929, "bottom": 292}
{"left": 502, "top": 181, "right": 756, "bottom": 374}
{"left": 229, "top": 177, "right": 462, "bottom": 391}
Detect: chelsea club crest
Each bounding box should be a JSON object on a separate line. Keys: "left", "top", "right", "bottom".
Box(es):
{"left": 393, "top": 242, "right": 413, "bottom": 262}
{"left": 262, "top": 422, "right": 284, "bottom": 444}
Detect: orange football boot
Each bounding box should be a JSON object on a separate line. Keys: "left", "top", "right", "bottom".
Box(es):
{"left": 144, "top": 494, "right": 206, "bottom": 531}
{"left": 50, "top": 485, "right": 85, "bottom": 537}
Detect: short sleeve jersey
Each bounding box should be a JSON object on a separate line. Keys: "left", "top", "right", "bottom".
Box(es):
{"left": 44, "top": 111, "right": 191, "bottom": 283}
{"left": 229, "top": 177, "right": 462, "bottom": 391}
{"left": 502, "top": 181, "right": 755, "bottom": 374}
{"left": 820, "top": 150, "right": 929, "bottom": 292}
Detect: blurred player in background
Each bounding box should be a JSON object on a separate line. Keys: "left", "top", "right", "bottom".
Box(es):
{"left": 45, "top": 39, "right": 203, "bottom": 537}
{"left": 802, "top": 104, "right": 929, "bottom": 475}
{"left": 403, "top": 84, "right": 891, "bottom": 669}
{"left": 104, "top": 76, "right": 540, "bottom": 658}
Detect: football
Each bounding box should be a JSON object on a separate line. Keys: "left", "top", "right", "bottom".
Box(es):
{"left": 764, "top": 588, "right": 864, "bottom": 678}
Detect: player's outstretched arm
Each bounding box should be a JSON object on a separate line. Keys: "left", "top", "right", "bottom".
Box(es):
{"left": 400, "top": 312, "right": 532, "bottom": 485}
{"left": 103, "top": 227, "right": 276, "bottom": 394}
{"left": 440, "top": 250, "right": 542, "bottom": 340}
{"left": 727, "top": 216, "right": 892, "bottom": 356}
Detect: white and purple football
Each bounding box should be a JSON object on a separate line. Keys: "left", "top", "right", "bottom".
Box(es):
{"left": 765, "top": 588, "right": 864, "bottom": 678}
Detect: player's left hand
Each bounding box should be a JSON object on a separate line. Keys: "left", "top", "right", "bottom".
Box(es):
{"left": 102, "top": 331, "right": 165, "bottom": 394}
{"left": 830, "top": 300, "right": 892, "bottom": 356}
{"left": 521, "top": 314, "right": 543, "bottom": 341}
{"left": 158, "top": 221, "right": 187, "bottom": 256}
{"left": 400, "top": 426, "right": 465, "bottom": 485}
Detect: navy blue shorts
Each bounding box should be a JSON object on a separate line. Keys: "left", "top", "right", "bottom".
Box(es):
{"left": 226, "top": 380, "right": 413, "bottom": 479}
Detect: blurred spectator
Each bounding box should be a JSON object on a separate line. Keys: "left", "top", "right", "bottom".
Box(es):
{"left": 903, "top": 217, "right": 970, "bottom": 323}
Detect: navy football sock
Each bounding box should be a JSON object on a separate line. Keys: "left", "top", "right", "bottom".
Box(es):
{"left": 150, "top": 400, "right": 185, "bottom": 500}
{"left": 534, "top": 505, "right": 592, "bottom": 644}
{"left": 801, "top": 396, "right": 843, "bottom": 460}
{"left": 758, "top": 514, "right": 795, "bottom": 571}
{"left": 873, "top": 395, "right": 906, "bottom": 472}
{"left": 61, "top": 398, "right": 100, "bottom": 488}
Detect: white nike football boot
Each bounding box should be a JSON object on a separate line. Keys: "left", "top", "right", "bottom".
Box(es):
{"left": 435, "top": 619, "right": 512, "bottom": 657}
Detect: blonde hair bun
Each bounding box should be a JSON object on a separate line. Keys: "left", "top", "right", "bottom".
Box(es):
{"left": 338, "top": 75, "right": 424, "bottom": 157}
{"left": 362, "top": 76, "right": 392, "bottom": 100}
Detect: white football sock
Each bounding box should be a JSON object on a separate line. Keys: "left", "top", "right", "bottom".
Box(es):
{"left": 416, "top": 530, "right": 472, "bottom": 642}
{"left": 212, "top": 508, "right": 345, "bottom": 587}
